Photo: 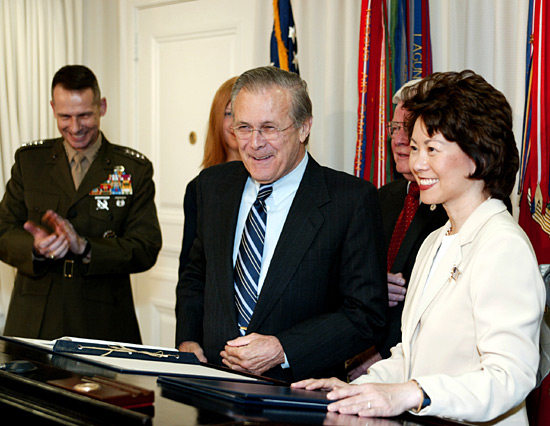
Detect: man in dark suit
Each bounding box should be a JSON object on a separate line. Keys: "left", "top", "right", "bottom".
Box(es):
{"left": 347, "top": 81, "right": 447, "bottom": 380}
{"left": 0, "top": 65, "right": 162, "bottom": 343}
{"left": 176, "top": 66, "right": 387, "bottom": 382}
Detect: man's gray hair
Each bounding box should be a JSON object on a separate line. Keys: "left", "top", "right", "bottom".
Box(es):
{"left": 231, "top": 66, "right": 313, "bottom": 131}
{"left": 392, "top": 79, "right": 422, "bottom": 104}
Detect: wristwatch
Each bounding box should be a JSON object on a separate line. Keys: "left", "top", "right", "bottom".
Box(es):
{"left": 412, "top": 380, "right": 431, "bottom": 412}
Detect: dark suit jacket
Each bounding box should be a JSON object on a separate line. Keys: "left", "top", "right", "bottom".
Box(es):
{"left": 178, "top": 176, "right": 198, "bottom": 277}
{"left": 377, "top": 178, "right": 447, "bottom": 357}
{"left": 0, "top": 135, "right": 162, "bottom": 343}
{"left": 176, "top": 157, "right": 387, "bottom": 382}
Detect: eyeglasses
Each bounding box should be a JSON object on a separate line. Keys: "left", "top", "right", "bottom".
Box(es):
{"left": 232, "top": 122, "right": 295, "bottom": 141}
{"left": 386, "top": 121, "right": 406, "bottom": 137}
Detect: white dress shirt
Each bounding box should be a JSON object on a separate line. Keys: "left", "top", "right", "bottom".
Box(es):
{"left": 232, "top": 152, "right": 308, "bottom": 368}
{"left": 232, "top": 152, "right": 309, "bottom": 293}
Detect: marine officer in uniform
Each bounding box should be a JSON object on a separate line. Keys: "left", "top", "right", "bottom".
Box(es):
{"left": 0, "top": 65, "right": 162, "bottom": 344}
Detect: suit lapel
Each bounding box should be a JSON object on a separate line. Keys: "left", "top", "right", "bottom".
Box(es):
{"left": 249, "top": 158, "right": 329, "bottom": 331}
{"left": 393, "top": 203, "right": 441, "bottom": 272}
{"left": 47, "top": 140, "right": 76, "bottom": 201}
{"left": 401, "top": 199, "right": 507, "bottom": 378}
{"left": 411, "top": 200, "right": 506, "bottom": 323}
{"left": 403, "top": 227, "right": 461, "bottom": 344}
{"left": 415, "top": 241, "right": 461, "bottom": 317}
{"left": 212, "top": 165, "right": 249, "bottom": 330}
{"left": 382, "top": 181, "right": 407, "bottom": 248}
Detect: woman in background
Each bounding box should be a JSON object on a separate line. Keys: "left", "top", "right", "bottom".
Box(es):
{"left": 293, "top": 70, "right": 545, "bottom": 426}
{"left": 201, "top": 76, "right": 240, "bottom": 169}
{"left": 178, "top": 76, "right": 239, "bottom": 275}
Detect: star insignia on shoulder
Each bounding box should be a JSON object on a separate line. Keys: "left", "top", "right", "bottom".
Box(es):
{"left": 124, "top": 147, "right": 146, "bottom": 160}
{"left": 21, "top": 140, "right": 45, "bottom": 148}
{"left": 117, "top": 146, "right": 148, "bottom": 162}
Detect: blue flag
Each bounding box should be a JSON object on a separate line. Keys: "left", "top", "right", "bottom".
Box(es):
{"left": 270, "top": 0, "right": 299, "bottom": 74}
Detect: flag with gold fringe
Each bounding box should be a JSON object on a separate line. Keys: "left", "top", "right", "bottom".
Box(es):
{"left": 270, "top": 0, "right": 299, "bottom": 74}
{"left": 518, "top": 0, "right": 550, "bottom": 264}
{"left": 355, "top": 0, "right": 432, "bottom": 186}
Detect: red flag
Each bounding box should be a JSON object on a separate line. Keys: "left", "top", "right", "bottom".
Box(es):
{"left": 356, "top": 1, "right": 433, "bottom": 186}
{"left": 518, "top": 0, "right": 550, "bottom": 264}
{"left": 355, "top": 0, "right": 391, "bottom": 187}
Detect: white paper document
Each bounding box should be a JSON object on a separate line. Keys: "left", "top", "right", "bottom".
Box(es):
{"left": 8, "top": 336, "right": 259, "bottom": 381}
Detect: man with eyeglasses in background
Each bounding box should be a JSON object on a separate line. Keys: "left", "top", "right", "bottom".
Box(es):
{"left": 176, "top": 66, "right": 387, "bottom": 382}
{"left": 346, "top": 80, "right": 448, "bottom": 380}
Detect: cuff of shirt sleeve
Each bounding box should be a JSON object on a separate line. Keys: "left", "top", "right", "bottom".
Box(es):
{"left": 281, "top": 352, "right": 290, "bottom": 369}
{"left": 32, "top": 248, "right": 46, "bottom": 261}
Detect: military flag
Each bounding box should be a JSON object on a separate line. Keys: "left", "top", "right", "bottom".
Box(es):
{"left": 355, "top": 0, "right": 432, "bottom": 186}
{"left": 390, "top": 0, "right": 432, "bottom": 93}
{"left": 518, "top": 0, "right": 550, "bottom": 264}
{"left": 354, "top": 0, "right": 391, "bottom": 186}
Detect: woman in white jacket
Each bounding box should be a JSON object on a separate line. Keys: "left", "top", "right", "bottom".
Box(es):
{"left": 293, "top": 70, "right": 545, "bottom": 426}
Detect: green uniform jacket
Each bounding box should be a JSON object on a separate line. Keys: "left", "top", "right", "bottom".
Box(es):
{"left": 0, "top": 134, "right": 162, "bottom": 343}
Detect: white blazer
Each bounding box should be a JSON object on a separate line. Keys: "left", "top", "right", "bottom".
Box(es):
{"left": 354, "top": 199, "right": 545, "bottom": 426}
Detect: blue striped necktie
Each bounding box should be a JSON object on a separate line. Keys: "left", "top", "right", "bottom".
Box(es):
{"left": 234, "top": 185, "right": 273, "bottom": 335}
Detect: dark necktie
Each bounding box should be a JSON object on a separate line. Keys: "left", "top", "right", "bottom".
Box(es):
{"left": 387, "top": 182, "right": 420, "bottom": 271}
{"left": 234, "top": 185, "right": 273, "bottom": 335}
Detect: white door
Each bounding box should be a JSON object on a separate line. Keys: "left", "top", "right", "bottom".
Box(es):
{"left": 122, "top": 0, "right": 271, "bottom": 347}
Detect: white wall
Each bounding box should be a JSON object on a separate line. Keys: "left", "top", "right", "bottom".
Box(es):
{"left": 82, "top": 0, "right": 122, "bottom": 144}
{"left": 84, "top": 0, "right": 528, "bottom": 178}
{"left": 430, "top": 0, "right": 528, "bottom": 213}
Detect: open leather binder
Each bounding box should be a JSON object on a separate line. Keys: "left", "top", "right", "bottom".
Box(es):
{"left": 52, "top": 339, "right": 198, "bottom": 365}
{"left": 157, "top": 376, "right": 331, "bottom": 410}
{"left": 1, "top": 335, "right": 264, "bottom": 381}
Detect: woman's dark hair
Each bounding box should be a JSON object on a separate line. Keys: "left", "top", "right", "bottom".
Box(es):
{"left": 402, "top": 70, "right": 519, "bottom": 199}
